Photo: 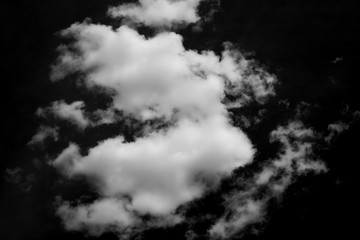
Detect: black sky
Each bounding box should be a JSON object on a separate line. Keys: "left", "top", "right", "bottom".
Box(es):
{"left": 1, "top": 0, "right": 359, "bottom": 239}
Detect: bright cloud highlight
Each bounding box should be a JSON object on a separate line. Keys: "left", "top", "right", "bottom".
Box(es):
{"left": 108, "top": 0, "right": 204, "bottom": 27}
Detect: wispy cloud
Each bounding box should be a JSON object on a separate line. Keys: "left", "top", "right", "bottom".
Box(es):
{"left": 209, "top": 121, "right": 327, "bottom": 239}
{"left": 34, "top": 1, "right": 329, "bottom": 239}
{"left": 37, "top": 100, "right": 90, "bottom": 129}
{"left": 5, "top": 167, "right": 35, "bottom": 193}
{"left": 27, "top": 125, "right": 59, "bottom": 146}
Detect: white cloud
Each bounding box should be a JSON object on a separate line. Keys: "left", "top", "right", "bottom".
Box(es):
{"left": 324, "top": 108, "right": 360, "bottom": 144}
{"left": 93, "top": 108, "right": 119, "bottom": 125}
{"left": 325, "top": 121, "right": 350, "bottom": 143}
{"left": 108, "top": 0, "right": 204, "bottom": 28}
{"left": 53, "top": 116, "right": 254, "bottom": 219}
{"left": 37, "top": 101, "right": 90, "bottom": 129}
{"left": 255, "top": 168, "right": 274, "bottom": 185}
{"left": 51, "top": 23, "right": 276, "bottom": 121}
{"left": 209, "top": 199, "right": 265, "bottom": 239}
{"left": 27, "top": 125, "right": 59, "bottom": 146}
{"left": 24, "top": 0, "right": 331, "bottom": 238}
{"left": 269, "top": 121, "right": 326, "bottom": 174}
{"left": 209, "top": 121, "right": 327, "bottom": 239}
{"left": 256, "top": 121, "right": 327, "bottom": 193}
{"left": 49, "top": 7, "right": 276, "bottom": 238}
{"left": 57, "top": 198, "right": 135, "bottom": 237}
{"left": 47, "top": 18, "right": 279, "bottom": 236}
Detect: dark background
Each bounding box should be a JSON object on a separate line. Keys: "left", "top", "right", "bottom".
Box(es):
{"left": 1, "top": 0, "right": 359, "bottom": 239}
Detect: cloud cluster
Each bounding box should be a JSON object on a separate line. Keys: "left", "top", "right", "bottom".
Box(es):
{"left": 47, "top": 13, "right": 278, "bottom": 236}
{"left": 53, "top": 116, "right": 254, "bottom": 234}
{"left": 108, "top": 0, "right": 204, "bottom": 27}
{"left": 51, "top": 23, "right": 276, "bottom": 121}
{"left": 35, "top": 1, "right": 334, "bottom": 239}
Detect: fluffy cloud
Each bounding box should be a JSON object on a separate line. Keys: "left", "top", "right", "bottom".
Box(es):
{"left": 44, "top": 0, "right": 282, "bottom": 236}
{"left": 47, "top": 16, "right": 279, "bottom": 235}
{"left": 108, "top": 0, "right": 204, "bottom": 27}
{"left": 53, "top": 116, "right": 254, "bottom": 223}
{"left": 21, "top": 0, "right": 331, "bottom": 238}
{"left": 57, "top": 198, "right": 135, "bottom": 236}
{"left": 51, "top": 23, "right": 276, "bottom": 121}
